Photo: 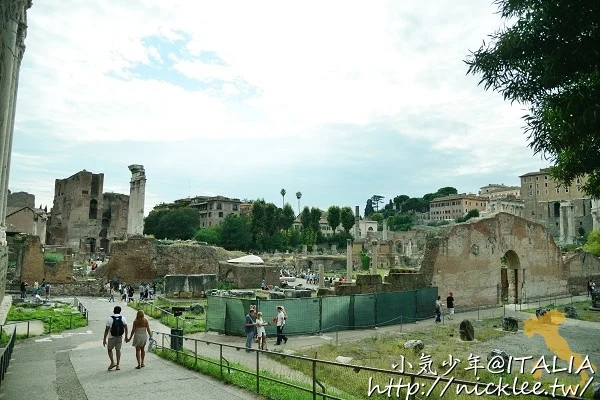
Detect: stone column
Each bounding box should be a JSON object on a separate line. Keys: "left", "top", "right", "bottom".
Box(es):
{"left": 318, "top": 264, "right": 324, "bottom": 288}
{"left": 566, "top": 201, "right": 575, "bottom": 244}
{"left": 371, "top": 241, "right": 378, "bottom": 275}
{"left": 406, "top": 239, "right": 412, "bottom": 257}
{"left": 302, "top": 244, "right": 307, "bottom": 255}
{"left": 383, "top": 218, "right": 387, "bottom": 240}
{"left": 354, "top": 205, "right": 360, "bottom": 238}
{"left": 592, "top": 199, "right": 600, "bottom": 231}
{"left": 126, "top": 164, "right": 147, "bottom": 236}
{"left": 559, "top": 202, "right": 565, "bottom": 244}
{"left": 346, "top": 239, "right": 352, "bottom": 282}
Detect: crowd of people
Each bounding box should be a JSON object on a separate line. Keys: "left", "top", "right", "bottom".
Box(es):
{"left": 20, "top": 279, "right": 51, "bottom": 300}
{"left": 104, "top": 282, "right": 156, "bottom": 303}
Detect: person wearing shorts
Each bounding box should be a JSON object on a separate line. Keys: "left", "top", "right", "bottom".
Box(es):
{"left": 103, "top": 306, "right": 128, "bottom": 371}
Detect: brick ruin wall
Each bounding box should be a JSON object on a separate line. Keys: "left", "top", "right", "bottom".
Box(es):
{"left": 103, "top": 237, "right": 239, "bottom": 285}
{"left": 429, "top": 213, "right": 568, "bottom": 306}
{"left": 218, "top": 263, "right": 280, "bottom": 289}
{"left": 564, "top": 249, "right": 600, "bottom": 293}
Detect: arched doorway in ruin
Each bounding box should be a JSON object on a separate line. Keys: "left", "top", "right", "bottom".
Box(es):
{"left": 499, "top": 250, "right": 522, "bottom": 304}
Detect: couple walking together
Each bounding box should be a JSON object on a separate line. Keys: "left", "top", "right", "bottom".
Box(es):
{"left": 103, "top": 306, "right": 153, "bottom": 370}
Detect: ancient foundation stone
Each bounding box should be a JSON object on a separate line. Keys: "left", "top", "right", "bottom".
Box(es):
{"left": 502, "top": 317, "right": 518, "bottom": 332}
{"left": 403, "top": 339, "right": 424, "bottom": 351}
{"left": 459, "top": 320, "right": 474, "bottom": 341}
{"left": 488, "top": 349, "right": 510, "bottom": 372}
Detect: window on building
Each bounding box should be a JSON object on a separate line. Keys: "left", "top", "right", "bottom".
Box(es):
{"left": 208, "top": 212, "right": 212, "bottom": 217}
{"left": 565, "top": 187, "right": 569, "bottom": 193}
{"left": 89, "top": 199, "right": 98, "bottom": 219}
{"left": 556, "top": 188, "right": 560, "bottom": 193}
{"left": 529, "top": 184, "right": 532, "bottom": 189}
{"left": 545, "top": 175, "right": 548, "bottom": 180}
{"left": 554, "top": 202, "right": 560, "bottom": 218}
{"left": 219, "top": 212, "right": 223, "bottom": 218}
{"left": 536, "top": 176, "right": 539, "bottom": 180}
{"left": 217, "top": 203, "right": 222, "bottom": 210}
{"left": 545, "top": 189, "right": 548, "bottom": 194}
{"left": 544, "top": 183, "right": 547, "bottom": 187}
{"left": 233, "top": 204, "right": 238, "bottom": 211}
{"left": 530, "top": 191, "right": 533, "bottom": 196}
{"left": 536, "top": 190, "right": 540, "bottom": 195}
{"left": 82, "top": 190, "right": 88, "bottom": 195}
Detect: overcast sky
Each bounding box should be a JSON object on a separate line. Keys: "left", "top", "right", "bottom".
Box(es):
{"left": 9, "top": 0, "right": 548, "bottom": 215}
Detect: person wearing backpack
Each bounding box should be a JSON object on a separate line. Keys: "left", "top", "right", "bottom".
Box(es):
{"left": 103, "top": 306, "right": 129, "bottom": 371}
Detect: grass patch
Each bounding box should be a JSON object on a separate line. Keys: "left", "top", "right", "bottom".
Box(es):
{"left": 129, "top": 301, "right": 207, "bottom": 334}
{"left": 6, "top": 302, "right": 87, "bottom": 334}
{"left": 154, "top": 347, "right": 349, "bottom": 400}
{"left": 521, "top": 300, "right": 600, "bottom": 323}
{"left": 43, "top": 252, "right": 64, "bottom": 263}
{"left": 269, "top": 318, "right": 593, "bottom": 399}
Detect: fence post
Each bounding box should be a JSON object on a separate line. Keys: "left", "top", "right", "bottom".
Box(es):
{"left": 256, "top": 349, "right": 260, "bottom": 394}
{"left": 400, "top": 316, "right": 403, "bottom": 333}
{"left": 312, "top": 357, "right": 317, "bottom": 400}
{"left": 477, "top": 306, "right": 480, "bottom": 321}
{"left": 69, "top": 313, "right": 73, "bottom": 329}
{"left": 194, "top": 340, "right": 198, "bottom": 368}
{"left": 162, "top": 332, "right": 164, "bottom": 350}
{"left": 49, "top": 317, "right": 52, "bottom": 334}
{"left": 220, "top": 344, "right": 223, "bottom": 379}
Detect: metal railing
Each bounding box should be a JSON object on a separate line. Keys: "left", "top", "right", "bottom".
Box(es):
{"left": 74, "top": 297, "right": 89, "bottom": 322}
{"left": 151, "top": 330, "right": 586, "bottom": 400}
{"left": 0, "top": 325, "right": 16, "bottom": 388}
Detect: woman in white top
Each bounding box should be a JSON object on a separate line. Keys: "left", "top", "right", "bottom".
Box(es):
{"left": 255, "top": 312, "right": 269, "bottom": 350}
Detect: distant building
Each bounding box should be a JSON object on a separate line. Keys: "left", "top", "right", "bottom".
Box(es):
{"left": 46, "top": 170, "right": 129, "bottom": 255}
{"left": 429, "top": 194, "right": 489, "bottom": 221}
{"left": 479, "top": 184, "right": 520, "bottom": 199}
{"left": 519, "top": 168, "right": 592, "bottom": 244}
{"left": 482, "top": 195, "right": 524, "bottom": 218}
{"left": 5, "top": 206, "right": 47, "bottom": 244}
{"left": 188, "top": 195, "right": 242, "bottom": 228}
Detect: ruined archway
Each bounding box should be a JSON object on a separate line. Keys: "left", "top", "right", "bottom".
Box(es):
{"left": 500, "top": 250, "right": 521, "bottom": 304}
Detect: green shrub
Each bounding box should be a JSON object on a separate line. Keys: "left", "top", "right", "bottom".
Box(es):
{"left": 43, "top": 252, "right": 64, "bottom": 263}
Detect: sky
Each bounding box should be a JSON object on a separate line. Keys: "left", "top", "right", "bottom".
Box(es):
{"left": 9, "top": 0, "right": 549, "bottom": 216}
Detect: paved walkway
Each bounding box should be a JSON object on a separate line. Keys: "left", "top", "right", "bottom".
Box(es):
{"left": 0, "top": 293, "right": 589, "bottom": 400}
{"left": 0, "top": 296, "right": 262, "bottom": 400}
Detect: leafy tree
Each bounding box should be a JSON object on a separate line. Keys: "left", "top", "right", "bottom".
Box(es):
{"left": 220, "top": 214, "right": 252, "bottom": 251}
{"left": 156, "top": 208, "right": 199, "bottom": 240}
{"left": 327, "top": 205, "right": 341, "bottom": 234}
{"left": 402, "top": 197, "right": 428, "bottom": 213}
{"left": 340, "top": 206, "right": 355, "bottom": 233}
{"left": 280, "top": 203, "right": 296, "bottom": 231}
{"left": 393, "top": 195, "right": 410, "bottom": 211}
{"left": 144, "top": 208, "right": 169, "bottom": 236}
{"left": 300, "top": 206, "right": 311, "bottom": 230}
{"left": 194, "top": 225, "right": 221, "bottom": 245}
{"left": 436, "top": 187, "right": 458, "bottom": 197}
{"left": 583, "top": 230, "right": 600, "bottom": 256}
{"left": 360, "top": 251, "right": 371, "bottom": 270}
{"left": 456, "top": 209, "right": 480, "bottom": 223}
{"left": 365, "top": 199, "right": 374, "bottom": 217}
{"left": 466, "top": 0, "right": 600, "bottom": 197}
{"left": 371, "top": 195, "right": 385, "bottom": 212}
{"left": 309, "top": 207, "right": 322, "bottom": 233}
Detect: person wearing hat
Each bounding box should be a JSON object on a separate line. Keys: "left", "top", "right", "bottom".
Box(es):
{"left": 446, "top": 292, "right": 455, "bottom": 319}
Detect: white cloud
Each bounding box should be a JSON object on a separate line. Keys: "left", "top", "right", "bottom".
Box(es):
{"left": 9, "top": 0, "right": 550, "bottom": 212}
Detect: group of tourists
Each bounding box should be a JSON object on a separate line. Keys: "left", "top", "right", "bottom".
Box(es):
{"left": 20, "top": 279, "right": 51, "bottom": 299}
{"left": 244, "top": 305, "right": 288, "bottom": 351}
{"left": 434, "top": 292, "right": 455, "bottom": 323}
{"left": 103, "top": 306, "right": 154, "bottom": 371}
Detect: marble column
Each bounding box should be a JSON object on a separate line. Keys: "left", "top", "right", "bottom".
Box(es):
{"left": 371, "top": 241, "right": 378, "bottom": 275}
{"left": 382, "top": 219, "right": 388, "bottom": 240}
{"left": 346, "top": 239, "right": 352, "bottom": 282}
{"left": 0, "top": 1, "right": 28, "bottom": 246}
{"left": 559, "top": 202, "right": 565, "bottom": 244}
{"left": 318, "top": 264, "right": 324, "bottom": 288}
{"left": 406, "top": 239, "right": 412, "bottom": 257}
{"left": 592, "top": 199, "right": 600, "bottom": 231}
{"left": 566, "top": 201, "right": 575, "bottom": 244}
{"left": 126, "top": 164, "right": 147, "bottom": 236}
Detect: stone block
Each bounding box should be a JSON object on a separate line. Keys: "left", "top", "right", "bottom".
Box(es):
{"left": 564, "top": 306, "right": 579, "bottom": 318}
{"left": 269, "top": 291, "right": 286, "bottom": 300}
{"left": 502, "top": 317, "right": 518, "bottom": 332}
{"left": 403, "top": 340, "right": 424, "bottom": 351}
{"left": 488, "top": 349, "right": 510, "bottom": 372}
{"left": 356, "top": 274, "right": 382, "bottom": 285}
{"left": 459, "top": 320, "right": 474, "bottom": 341}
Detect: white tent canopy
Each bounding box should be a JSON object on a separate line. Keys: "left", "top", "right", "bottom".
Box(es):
{"left": 227, "top": 255, "right": 264, "bottom": 264}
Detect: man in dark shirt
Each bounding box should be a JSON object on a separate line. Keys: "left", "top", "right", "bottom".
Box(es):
{"left": 244, "top": 309, "right": 257, "bottom": 351}
{"left": 446, "top": 292, "right": 455, "bottom": 319}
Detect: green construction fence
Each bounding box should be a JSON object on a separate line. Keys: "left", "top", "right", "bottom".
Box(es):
{"left": 206, "top": 287, "right": 437, "bottom": 336}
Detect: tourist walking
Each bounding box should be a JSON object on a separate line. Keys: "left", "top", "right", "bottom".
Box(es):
{"left": 103, "top": 306, "right": 128, "bottom": 371}
{"left": 275, "top": 306, "right": 288, "bottom": 345}
{"left": 255, "top": 312, "right": 269, "bottom": 350}
{"left": 126, "top": 310, "right": 152, "bottom": 369}
{"left": 108, "top": 287, "right": 115, "bottom": 302}
{"left": 446, "top": 292, "right": 455, "bottom": 319}
{"left": 244, "top": 308, "right": 257, "bottom": 351}
{"left": 435, "top": 296, "right": 443, "bottom": 323}
{"left": 44, "top": 282, "right": 51, "bottom": 300}
{"left": 588, "top": 280, "right": 593, "bottom": 297}
{"left": 33, "top": 280, "right": 39, "bottom": 296}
